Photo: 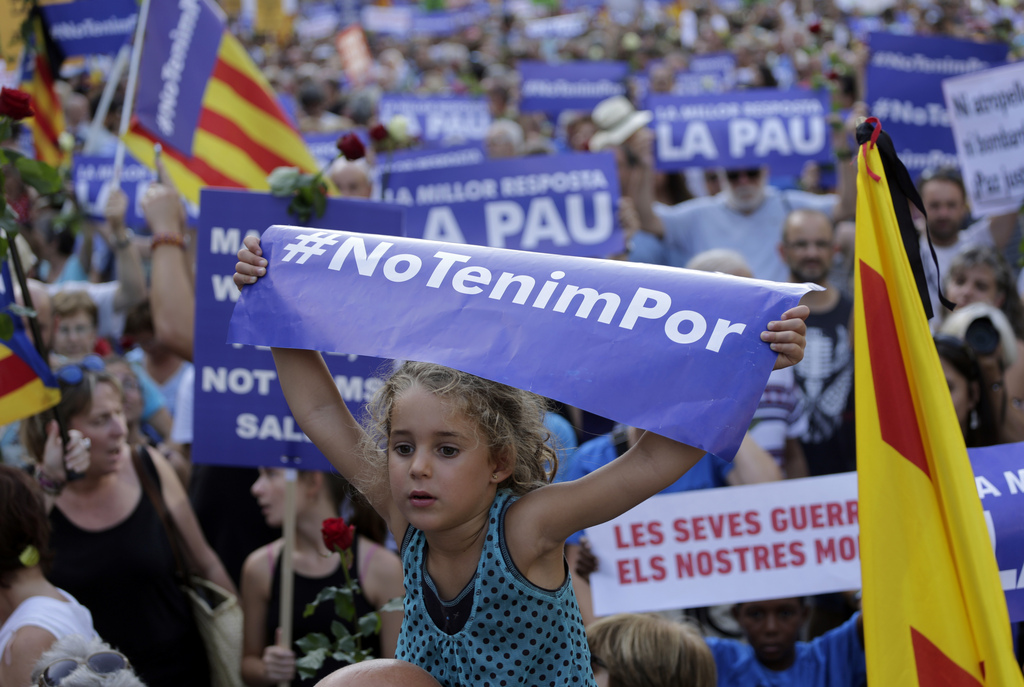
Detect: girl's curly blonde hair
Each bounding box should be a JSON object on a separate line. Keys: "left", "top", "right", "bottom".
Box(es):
{"left": 360, "top": 361, "right": 557, "bottom": 497}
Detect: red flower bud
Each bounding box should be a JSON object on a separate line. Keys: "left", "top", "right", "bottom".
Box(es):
{"left": 337, "top": 133, "right": 366, "bottom": 161}
{"left": 369, "top": 124, "right": 389, "bottom": 142}
{"left": 322, "top": 517, "right": 356, "bottom": 552}
{"left": 808, "top": 21, "right": 822, "bottom": 34}
{"left": 0, "top": 87, "right": 34, "bottom": 121}
{"left": 826, "top": 70, "right": 840, "bottom": 81}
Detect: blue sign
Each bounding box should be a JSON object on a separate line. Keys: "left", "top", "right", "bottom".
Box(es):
{"left": 228, "top": 227, "right": 811, "bottom": 460}
{"left": 377, "top": 145, "right": 485, "bottom": 176}
{"left": 866, "top": 33, "right": 1007, "bottom": 175}
{"left": 969, "top": 442, "right": 1024, "bottom": 622}
{"left": 378, "top": 96, "right": 491, "bottom": 147}
{"left": 192, "top": 189, "right": 405, "bottom": 470}
{"left": 72, "top": 154, "right": 200, "bottom": 230}
{"left": 649, "top": 88, "right": 832, "bottom": 174}
{"left": 383, "top": 152, "right": 623, "bottom": 258}
{"left": 41, "top": 0, "right": 137, "bottom": 57}
{"left": 134, "top": 0, "right": 223, "bottom": 155}
{"left": 412, "top": 4, "right": 489, "bottom": 37}
{"left": 519, "top": 61, "right": 629, "bottom": 117}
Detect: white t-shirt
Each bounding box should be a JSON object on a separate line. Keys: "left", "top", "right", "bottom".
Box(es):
{"left": 0, "top": 589, "right": 96, "bottom": 659}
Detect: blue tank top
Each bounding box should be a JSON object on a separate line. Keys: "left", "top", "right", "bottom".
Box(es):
{"left": 396, "top": 490, "right": 595, "bottom": 687}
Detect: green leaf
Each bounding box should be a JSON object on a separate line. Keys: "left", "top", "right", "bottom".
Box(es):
{"left": 310, "top": 186, "right": 327, "bottom": 218}
{"left": 267, "top": 166, "right": 302, "bottom": 195}
{"left": 0, "top": 313, "right": 13, "bottom": 341}
{"left": 296, "top": 648, "right": 328, "bottom": 679}
{"left": 357, "top": 611, "right": 381, "bottom": 636}
{"left": 334, "top": 634, "right": 356, "bottom": 654}
{"left": 381, "top": 596, "right": 405, "bottom": 613}
{"left": 14, "top": 157, "right": 62, "bottom": 195}
{"left": 295, "top": 632, "right": 331, "bottom": 653}
{"left": 333, "top": 589, "right": 356, "bottom": 622}
{"left": 0, "top": 233, "right": 7, "bottom": 262}
{"left": 330, "top": 620, "right": 348, "bottom": 640}
{"left": 331, "top": 650, "right": 358, "bottom": 665}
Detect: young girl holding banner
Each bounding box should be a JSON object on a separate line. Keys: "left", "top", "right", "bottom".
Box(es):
{"left": 234, "top": 236, "right": 807, "bottom": 686}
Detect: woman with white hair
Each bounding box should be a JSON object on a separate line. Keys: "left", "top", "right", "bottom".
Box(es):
{"left": 31, "top": 634, "right": 145, "bottom": 687}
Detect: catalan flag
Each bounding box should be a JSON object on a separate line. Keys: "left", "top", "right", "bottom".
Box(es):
{"left": 0, "top": 261, "right": 60, "bottom": 425}
{"left": 19, "top": 7, "right": 66, "bottom": 167}
{"left": 853, "top": 119, "right": 1023, "bottom": 685}
{"left": 123, "top": 0, "right": 318, "bottom": 207}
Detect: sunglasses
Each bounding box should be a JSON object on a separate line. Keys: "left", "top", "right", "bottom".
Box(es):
{"left": 55, "top": 354, "right": 105, "bottom": 386}
{"left": 38, "top": 651, "right": 130, "bottom": 686}
{"left": 726, "top": 168, "right": 762, "bottom": 182}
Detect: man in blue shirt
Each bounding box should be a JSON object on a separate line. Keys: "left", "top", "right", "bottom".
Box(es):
{"left": 707, "top": 596, "right": 865, "bottom": 687}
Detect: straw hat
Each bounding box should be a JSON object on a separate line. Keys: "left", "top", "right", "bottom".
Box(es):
{"left": 588, "top": 96, "right": 653, "bottom": 152}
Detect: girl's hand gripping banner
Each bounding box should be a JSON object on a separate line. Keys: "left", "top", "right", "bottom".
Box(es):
{"left": 228, "top": 227, "right": 812, "bottom": 458}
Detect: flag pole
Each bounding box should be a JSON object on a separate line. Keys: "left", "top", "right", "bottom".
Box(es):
{"left": 1, "top": 229, "right": 72, "bottom": 451}
{"left": 113, "top": 0, "right": 153, "bottom": 190}
{"left": 278, "top": 467, "right": 297, "bottom": 687}
{"left": 84, "top": 44, "right": 130, "bottom": 154}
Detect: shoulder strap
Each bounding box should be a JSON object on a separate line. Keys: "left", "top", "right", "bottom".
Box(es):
{"left": 132, "top": 446, "right": 190, "bottom": 581}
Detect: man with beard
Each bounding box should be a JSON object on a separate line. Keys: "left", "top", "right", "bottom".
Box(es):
{"left": 780, "top": 209, "right": 854, "bottom": 477}
{"left": 916, "top": 166, "right": 1017, "bottom": 322}
{"left": 780, "top": 209, "right": 859, "bottom": 638}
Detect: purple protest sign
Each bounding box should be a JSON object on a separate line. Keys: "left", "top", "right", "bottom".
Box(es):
{"left": 649, "top": 88, "right": 832, "bottom": 174}
{"left": 378, "top": 95, "right": 491, "bottom": 146}
{"left": 194, "top": 190, "right": 404, "bottom": 470}
{"left": 519, "top": 61, "right": 629, "bottom": 117}
{"left": 969, "top": 442, "right": 1024, "bottom": 622}
{"left": 228, "top": 227, "right": 811, "bottom": 459}
{"left": 382, "top": 151, "right": 623, "bottom": 258}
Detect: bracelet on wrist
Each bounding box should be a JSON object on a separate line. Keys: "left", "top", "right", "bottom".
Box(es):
{"left": 151, "top": 233, "right": 186, "bottom": 250}
{"left": 36, "top": 467, "right": 65, "bottom": 496}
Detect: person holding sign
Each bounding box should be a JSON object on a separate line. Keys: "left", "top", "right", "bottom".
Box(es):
{"left": 234, "top": 236, "right": 808, "bottom": 687}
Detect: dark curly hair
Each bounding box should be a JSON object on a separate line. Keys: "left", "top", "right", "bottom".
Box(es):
{"left": 360, "top": 362, "right": 557, "bottom": 498}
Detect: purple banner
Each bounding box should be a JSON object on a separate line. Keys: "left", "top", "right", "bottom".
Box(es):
{"left": 969, "top": 442, "right": 1024, "bottom": 622}
{"left": 73, "top": 154, "right": 200, "bottom": 229}
{"left": 377, "top": 95, "right": 491, "bottom": 147}
{"left": 866, "top": 33, "right": 1007, "bottom": 175}
{"left": 518, "top": 61, "right": 629, "bottom": 117}
{"left": 41, "top": 0, "right": 138, "bottom": 57}
{"left": 227, "top": 227, "right": 811, "bottom": 459}
{"left": 193, "top": 190, "right": 404, "bottom": 470}
{"left": 649, "top": 88, "right": 832, "bottom": 174}
{"left": 382, "top": 152, "right": 623, "bottom": 258}
{"left": 134, "top": 0, "right": 223, "bottom": 155}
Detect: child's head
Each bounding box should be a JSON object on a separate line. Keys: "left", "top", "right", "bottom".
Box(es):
{"left": 362, "top": 362, "right": 556, "bottom": 497}
{"left": 731, "top": 597, "right": 808, "bottom": 671}
{"left": 586, "top": 613, "right": 716, "bottom": 687}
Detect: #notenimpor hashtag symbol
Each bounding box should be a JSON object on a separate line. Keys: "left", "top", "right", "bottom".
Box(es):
{"left": 281, "top": 232, "right": 339, "bottom": 264}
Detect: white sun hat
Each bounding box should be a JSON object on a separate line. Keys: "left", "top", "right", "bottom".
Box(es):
{"left": 588, "top": 95, "right": 653, "bottom": 152}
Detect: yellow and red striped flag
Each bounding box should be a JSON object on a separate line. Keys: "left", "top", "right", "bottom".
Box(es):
{"left": 0, "top": 260, "right": 60, "bottom": 425}
{"left": 19, "top": 7, "right": 65, "bottom": 167}
{"left": 123, "top": 0, "right": 317, "bottom": 207}
{"left": 854, "top": 119, "right": 1024, "bottom": 685}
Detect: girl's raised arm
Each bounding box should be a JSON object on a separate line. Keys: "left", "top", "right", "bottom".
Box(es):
{"left": 514, "top": 305, "right": 809, "bottom": 551}
{"left": 235, "top": 237, "right": 394, "bottom": 519}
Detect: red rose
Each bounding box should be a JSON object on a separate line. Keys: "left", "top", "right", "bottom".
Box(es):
{"left": 337, "top": 133, "right": 366, "bottom": 161}
{"left": 808, "top": 21, "right": 822, "bottom": 34}
{"left": 369, "top": 124, "right": 389, "bottom": 142}
{"left": 322, "top": 517, "right": 356, "bottom": 552}
{"left": 826, "top": 70, "right": 841, "bottom": 81}
{"left": 0, "top": 87, "right": 34, "bottom": 120}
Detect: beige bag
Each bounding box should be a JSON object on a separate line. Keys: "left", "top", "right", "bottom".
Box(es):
{"left": 133, "top": 448, "right": 244, "bottom": 687}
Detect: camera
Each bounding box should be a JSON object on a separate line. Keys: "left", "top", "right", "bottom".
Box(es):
{"left": 964, "top": 316, "right": 1000, "bottom": 357}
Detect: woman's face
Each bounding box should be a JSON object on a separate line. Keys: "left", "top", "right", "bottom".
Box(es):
{"left": 70, "top": 381, "right": 128, "bottom": 476}
{"left": 106, "top": 362, "right": 143, "bottom": 425}
{"left": 941, "top": 357, "right": 977, "bottom": 432}
{"left": 948, "top": 264, "right": 1003, "bottom": 310}
{"left": 251, "top": 468, "right": 287, "bottom": 527}
{"left": 53, "top": 311, "right": 97, "bottom": 359}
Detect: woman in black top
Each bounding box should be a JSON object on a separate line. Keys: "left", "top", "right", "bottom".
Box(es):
{"left": 23, "top": 362, "right": 235, "bottom": 687}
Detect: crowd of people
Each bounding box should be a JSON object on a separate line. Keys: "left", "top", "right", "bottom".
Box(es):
{"left": 3, "top": 0, "right": 1024, "bottom": 685}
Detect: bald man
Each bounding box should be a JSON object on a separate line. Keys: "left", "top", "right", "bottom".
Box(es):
{"left": 314, "top": 659, "right": 441, "bottom": 687}
{"left": 328, "top": 158, "right": 373, "bottom": 199}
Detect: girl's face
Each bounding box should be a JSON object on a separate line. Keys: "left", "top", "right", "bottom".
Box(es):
{"left": 70, "top": 381, "right": 128, "bottom": 477}
{"left": 251, "top": 468, "right": 287, "bottom": 527}
{"left": 387, "top": 385, "right": 505, "bottom": 533}
{"left": 941, "top": 357, "right": 977, "bottom": 432}
{"left": 948, "top": 264, "right": 1003, "bottom": 310}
